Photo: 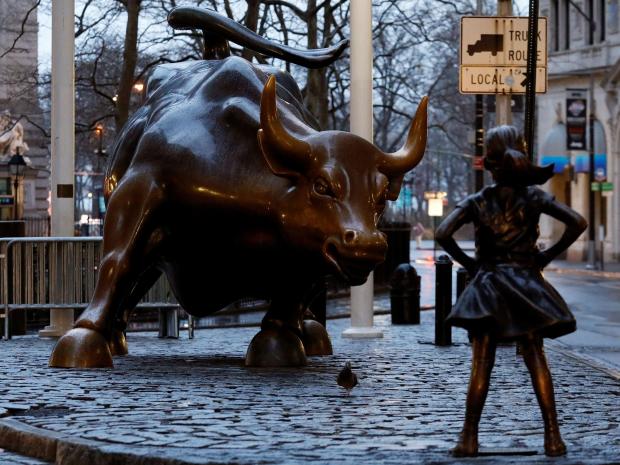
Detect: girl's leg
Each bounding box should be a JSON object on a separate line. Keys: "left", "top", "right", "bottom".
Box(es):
{"left": 453, "top": 332, "right": 497, "bottom": 457}
{"left": 520, "top": 335, "right": 567, "bottom": 457}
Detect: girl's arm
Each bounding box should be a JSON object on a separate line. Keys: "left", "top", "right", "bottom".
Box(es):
{"left": 537, "top": 199, "right": 587, "bottom": 268}
{"left": 436, "top": 205, "right": 477, "bottom": 274}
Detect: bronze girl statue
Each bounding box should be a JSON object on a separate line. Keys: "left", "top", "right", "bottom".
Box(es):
{"left": 436, "top": 125, "right": 587, "bottom": 457}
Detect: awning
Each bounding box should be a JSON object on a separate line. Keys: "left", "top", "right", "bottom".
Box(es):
{"left": 540, "top": 122, "right": 569, "bottom": 173}
{"left": 539, "top": 120, "right": 607, "bottom": 178}
{"left": 540, "top": 155, "right": 569, "bottom": 173}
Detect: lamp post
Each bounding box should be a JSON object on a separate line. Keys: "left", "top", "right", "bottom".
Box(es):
{"left": 342, "top": 0, "right": 383, "bottom": 339}
{"left": 93, "top": 124, "right": 107, "bottom": 232}
{"left": 8, "top": 147, "right": 27, "bottom": 220}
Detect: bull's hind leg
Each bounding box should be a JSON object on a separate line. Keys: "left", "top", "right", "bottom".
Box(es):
{"left": 300, "top": 282, "right": 332, "bottom": 356}
{"left": 301, "top": 313, "right": 333, "bottom": 356}
{"left": 50, "top": 178, "right": 165, "bottom": 368}
{"left": 245, "top": 288, "right": 308, "bottom": 367}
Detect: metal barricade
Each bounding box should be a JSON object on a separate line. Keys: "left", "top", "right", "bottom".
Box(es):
{"left": 1, "top": 237, "right": 178, "bottom": 340}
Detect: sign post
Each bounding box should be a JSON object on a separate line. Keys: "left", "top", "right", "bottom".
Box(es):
{"left": 524, "top": 0, "right": 541, "bottom": 160}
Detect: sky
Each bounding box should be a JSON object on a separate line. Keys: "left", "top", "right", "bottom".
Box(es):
{"left": 37, "top": 0, "right": 532, "bottom": 72}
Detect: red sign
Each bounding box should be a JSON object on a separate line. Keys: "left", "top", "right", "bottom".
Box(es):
{"left": 473, "top": 156, "right": 484, "bottom": 170}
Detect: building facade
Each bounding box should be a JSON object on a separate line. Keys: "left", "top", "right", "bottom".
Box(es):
{"left": 0, "top": 0, "right": 50, "bottom": 232}
{"left": 538, "top": 0, "right": 620, "bottom": 262}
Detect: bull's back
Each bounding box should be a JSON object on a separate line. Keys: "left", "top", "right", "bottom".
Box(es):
{"left": 107, "top": 57, "right": 312, "bottom": 201}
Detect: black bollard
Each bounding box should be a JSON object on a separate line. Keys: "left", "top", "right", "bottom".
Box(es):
{"left": 456, "top": 267, "right": 470, "bottom": 299}
{"left": 158, "top": 307, "right": 180, "bottom": 338}
{"left": 389, "top": 263, "right": 421, "bottom": 324}
{"left": 435, "top": 254, "right": 452, "bottom": 346}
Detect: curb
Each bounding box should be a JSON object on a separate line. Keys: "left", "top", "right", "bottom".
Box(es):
{"left": 545, "top": 340, "right": 620, "bottom": 381}
{"left": 545, "top": 267, "right": 620, "bottom": 279}
{"left": 0, "top": 418, "right": 214, "bottom": 465}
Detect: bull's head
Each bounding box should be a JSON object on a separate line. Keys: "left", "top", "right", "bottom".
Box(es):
{"left": 258, "top": 76, "right": 427, "bottom": 285}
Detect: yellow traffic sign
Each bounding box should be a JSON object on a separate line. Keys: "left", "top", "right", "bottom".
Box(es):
{"left": 460, "top": 16, "right": 547, "bottom": 94}
{"left": 460, "top": 66, "right": 546, "bottom": 94}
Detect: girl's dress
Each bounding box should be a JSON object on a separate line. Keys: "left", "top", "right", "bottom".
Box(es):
{"left": 446, "top": 185, "right": 576, "bottom": 341}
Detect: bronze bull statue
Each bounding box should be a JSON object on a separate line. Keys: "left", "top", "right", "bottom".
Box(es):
{"left": 50, "top": 7, "right": 427, "bottom": 368}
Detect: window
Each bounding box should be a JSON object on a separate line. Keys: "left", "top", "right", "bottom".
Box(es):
{"left": 551, "top": 0, "right": 560, "bottom": 51}
{"left": 0, "top": 178, "right": 12, "bottom": 221}
{"left": 597, "top": 0, "right": 606, "bottom": 41}
{"left": 609, "top": 0, "right": 619, "bottom": 34}
{"left": 562, "top": 0, "right": 571, "bottom": 49}
{"left": 585, "top": 0, "right": 606, "bottom": 44}
{"left": 0, "top": 178, "right": 10, "bottom": 195}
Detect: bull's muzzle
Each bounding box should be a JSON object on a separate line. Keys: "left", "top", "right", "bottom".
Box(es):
{"left": 322, "top": 230, "right": 388, "bottom": 285}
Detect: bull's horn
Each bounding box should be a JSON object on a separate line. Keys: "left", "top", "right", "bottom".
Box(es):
{"left": 377, "top": 96, "right": 428, "bottom": 177}
{"left": 258, "top": 75, "right": 311, "bottom": 172}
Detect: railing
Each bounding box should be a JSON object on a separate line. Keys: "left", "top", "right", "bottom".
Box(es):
{"left": 23, "top": 216, "right": 51, "bottom": 237}
{"left": 1, "top": 237, "right": 178, "bottom": 339}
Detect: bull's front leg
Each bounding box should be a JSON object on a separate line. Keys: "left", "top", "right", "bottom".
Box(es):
{"left": 245, "top": 287, "right": 309, "bottom": 367}
{"left": 49, "top": 177, "right": 165, "bottom": 368}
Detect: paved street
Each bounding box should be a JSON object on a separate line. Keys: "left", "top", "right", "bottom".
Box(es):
{"left": 1, "top": 314, "right": 619, "bottom": 464}
{"left": 0, "top": 240, "right": 618, "bottom": 465}
{"left": 543, "top": 272, "right": 620, "bottom": 378}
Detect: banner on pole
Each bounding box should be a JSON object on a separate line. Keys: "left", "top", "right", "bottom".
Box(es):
{"left": 566, "top": 88, "right": 587, "bottom": 150}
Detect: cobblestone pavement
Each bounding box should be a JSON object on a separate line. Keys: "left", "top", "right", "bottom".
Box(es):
{"left": 1, "top": 312, "right": 619, "bottom": 465}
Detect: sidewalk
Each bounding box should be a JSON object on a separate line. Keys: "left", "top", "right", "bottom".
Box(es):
{"left": 1, "top": 310, "right": 618, "bottom": 465}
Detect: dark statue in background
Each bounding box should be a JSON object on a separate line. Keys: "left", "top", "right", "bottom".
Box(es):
{"left": 49, "top": 7, "right": 428, "bottom": 368}
{"left": 436, "top": 126, "right": 587, "bottom": 457}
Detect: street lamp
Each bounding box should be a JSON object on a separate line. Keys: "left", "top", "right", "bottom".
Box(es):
{"left": 92, "top": 125, "right": 107, "bottom": 231}
{"left": 94, "top": 124, "right": 106, "bottom": 160}
{"left": 8, "top": 147, "right": 27, "bottom": 220}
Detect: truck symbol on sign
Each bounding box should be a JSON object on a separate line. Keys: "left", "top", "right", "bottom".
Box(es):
{"left": 467, "top": 34, "right": 504, "bottom": 56}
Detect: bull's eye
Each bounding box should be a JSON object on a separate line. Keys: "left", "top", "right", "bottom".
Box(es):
{"left": 313, "top": 178, "right": 334, "bottom": 197}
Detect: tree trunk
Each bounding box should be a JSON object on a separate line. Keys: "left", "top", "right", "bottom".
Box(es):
{"left": 242, "top": 0, "right": 261, "bottom": 62}
{"left": 304, "top": 0, "right": 330, "bottom": 129}
{"left": 115, "top": 0, "right": 140, "bottom": 131}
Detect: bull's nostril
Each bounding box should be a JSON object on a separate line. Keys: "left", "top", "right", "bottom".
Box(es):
{"left": 344, "top": 230, "right": 357, "bottom": 244}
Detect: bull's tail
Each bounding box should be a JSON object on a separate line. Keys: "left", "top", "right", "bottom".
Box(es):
{"left": 168, "top": 7, "right": 348, "bottom": 69}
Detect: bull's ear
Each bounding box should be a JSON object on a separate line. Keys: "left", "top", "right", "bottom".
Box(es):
{"left": 257, "top": 129, "right": 301, "bottom": 179}
{"left": 385, "top": 175, "right": 404, "bottom": 201}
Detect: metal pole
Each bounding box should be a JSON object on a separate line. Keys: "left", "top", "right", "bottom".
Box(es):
{"left": 587, "top": 77, "right": 597, "bottom": 269}
{"left": 434, "top": 254, "right": 452, "bottom": 346}
{"left": 524, "top": 0, "right": 540, "bottom": 160}
{"left": 12, "top": 176, "right": 19, "bottom": 220}
{"left": 343, "top": 0, "right": 382, "bottom": 339}
{"left": 475, "top": 95, "right": 484, "bottom": 191}
{"left": 475, "top": 0, "right": 484, "bottom": 192}
{"left": 40, "top": 0, "right": 76, "bottom": 337}
{"left": 433, "top": 216, "right": 437, "bottom": 260}
{"left": 496, "top": 0, "right": 513, "bottom": 126}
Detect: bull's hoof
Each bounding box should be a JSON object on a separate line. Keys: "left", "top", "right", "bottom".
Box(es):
{"left": 49, "top": 328, "right": 114, "bottom": 368}
{"left": 108, "top": 330, "right": 128, "bottom": 356}
{"left": 245, "top": 328, "right": 307, "bottom": 367}
{"left": 301, "top": 319, "right": 333, "bottom": 356}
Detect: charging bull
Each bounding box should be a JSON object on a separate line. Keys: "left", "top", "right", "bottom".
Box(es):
{"left": 50, "top": 7, "right": 427, "bottom": 368}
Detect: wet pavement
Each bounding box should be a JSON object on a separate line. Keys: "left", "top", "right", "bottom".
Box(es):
{"left": 0, "top": 241, "right": 618, "bottom": 465}
{"left": 1, "top": 310, "right": 619, "bottom": 465}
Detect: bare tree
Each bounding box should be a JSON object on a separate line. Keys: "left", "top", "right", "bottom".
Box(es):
{"left": 5, "top": 0, "right": 497, "bottom": 226}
